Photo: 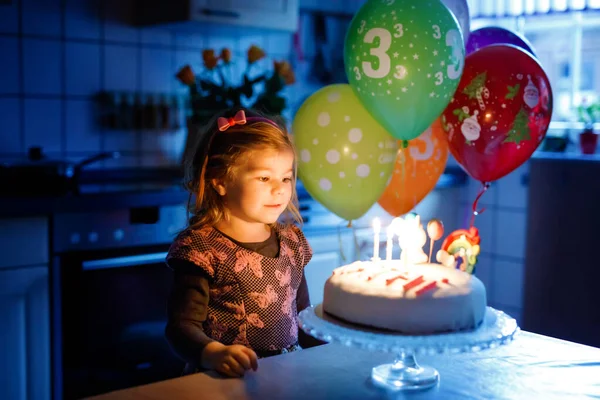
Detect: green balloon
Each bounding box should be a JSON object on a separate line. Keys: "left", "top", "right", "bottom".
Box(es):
{"left": 344, "top": 0, "right": 465, "bottom": 142}
{"left": 293, "top": 84, "right": 398, "bottom": 221}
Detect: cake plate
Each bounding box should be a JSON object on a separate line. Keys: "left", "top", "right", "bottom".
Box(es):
{"left": 298, "top": 305, "right": 519, "bottom": 391}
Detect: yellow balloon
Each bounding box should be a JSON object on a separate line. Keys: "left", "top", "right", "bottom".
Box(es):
{"left": 293, "top": 84, "right": 398, "bottom": 221}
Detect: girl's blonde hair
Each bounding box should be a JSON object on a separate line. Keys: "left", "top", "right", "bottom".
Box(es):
{"left": 183, "top": 108, "right": 302, "bottom": 229}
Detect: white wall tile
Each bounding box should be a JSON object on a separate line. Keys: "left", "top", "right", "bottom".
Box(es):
{"left": 491, "top": 258, "right": 524, "bottom": 309}
{"left": 265, "top": 31, "right": 293, "bottom": 56}
{"left": 470, "top": 206, "right": 495, "bottom": 256}
{"left": 474, "top": 255, "right": 494, "bottom": 299}
{"left": 173, "top": 33, "right": 205, "bottom": 49}
{"left": 0, "top": 37, "right": 20, "bottom": 95}
{"left": 65, "top": 100, "right": 102, "bottom": 153}
{"left": 413, "top": 187, "right": 462, "bottom": 232}
{"left": 0, "top": 0, "right": 19, "bottom": 33}
{"left": 139, "top": 130, "right": 162, "bottom": 152}
{"left": 141, "top": 48, "right": 173, "bottom": 93}
{"left": 205, "top": 31, "right": 239, "bottom": 54}
{"left": 238, "top": 33, "right": 268, "bottom": 56}
{"left": 494, "top": 209, "right": 527, "bottom": 260}
{"left": 460, "top": 175, "right": 497, "bottom": 207}
{"left": 22, "top": 0, "right": 62, "bottom": 36}
{"left": 174, "top": 49, "right": 203, "bottom": 72}
{"left": 140, "top": 27, "right": 172, "bottom": 46}
{"left": 104, "top": 44, "right": 138, "bottom": 91}
{"left": 65, "top": 42, "right": 101, "bottom": 96}
{"left": 23, "top": 99, "right": 62, "bottom": 153}
{"left": 103, "top": 130, "right": 138, "bottom": 152}
{"left": 64, "top": 0, "right": 102, "bottom": 39}
{"left": 23, "top": 39, "right": 62, "bottom": 95}
{"left": 0, "top": 99, "right": 22, "bottom": 154}
{"left": 496, "top": 162, "right": 530, "bottom": 209}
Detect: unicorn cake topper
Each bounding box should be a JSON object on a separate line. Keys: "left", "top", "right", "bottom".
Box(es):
{"left": 396, "top": 213, "right": 429, "bottom": 265}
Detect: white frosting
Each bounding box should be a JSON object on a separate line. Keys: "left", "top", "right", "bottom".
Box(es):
{"left": 322, "top": 260, "right": 487, "bottom": 334}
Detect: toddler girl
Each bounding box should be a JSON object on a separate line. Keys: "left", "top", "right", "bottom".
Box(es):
{"left": 165, "top": 108, "right": 323, "bottom": 378}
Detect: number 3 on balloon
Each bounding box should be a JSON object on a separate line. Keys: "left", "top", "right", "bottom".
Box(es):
{"left": 353, "top": 66, "right": 362, "bottom": 80}
{"left": 445, "top": 29, "right": 464, "bottom": 80}
{"left": 409, "top": 127, "right": 434, "bottom": 161}
{"left": 362, "top": 28, "right": 392, "bottom": 79}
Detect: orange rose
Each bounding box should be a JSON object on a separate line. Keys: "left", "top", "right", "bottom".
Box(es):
{"left": 274, "top": 61, "right": 296, "bottom": 85}
{"left": 247, "top": 45, "right": 265, "bottom": 64}
{"left": 202, "top": 49, "right": 218, "bottom": 70}
{"left": 175, "top": 65, "right": 196, "bottom": 85}
{"left": 220, "top": 48, "right": 232, "bottom": 63}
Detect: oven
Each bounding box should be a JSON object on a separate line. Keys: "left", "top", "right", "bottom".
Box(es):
{"left": 50, "top": 204, "right": 188, "bottom": 399}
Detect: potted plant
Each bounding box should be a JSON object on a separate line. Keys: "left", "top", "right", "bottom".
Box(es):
{"left": 175, "top": 45, "right": 296, "bottom": 162}
{"left": 577, "top": 99, "right": 599, "bottom": 154}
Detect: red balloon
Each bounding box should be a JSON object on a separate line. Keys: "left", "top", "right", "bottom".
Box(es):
{"left": 442, "top": 44, "right": 552, "bottom": 182}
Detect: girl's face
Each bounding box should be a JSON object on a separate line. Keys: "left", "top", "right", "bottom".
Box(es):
{"left": 215, "top": 148, "right": 295, "bottom": 228}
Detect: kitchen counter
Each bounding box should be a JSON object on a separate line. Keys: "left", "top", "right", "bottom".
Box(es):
{"left": 0, "top": 166, "right": 467, "bottom": 218}
{"left": 89, "top": 330, "right": 600, "bottom": 400}
{"left": 532, "top": 150, "right": 600, "bottom": 162}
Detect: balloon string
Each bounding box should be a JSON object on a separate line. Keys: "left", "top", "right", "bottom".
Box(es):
{"left": 399, "top": 148, "right": 406, "bottom": 195}
{"left": 352, "top": 226, "right": 361, "bottom": 260}
{"left": 337, "top": 222, "right": 347, "bottom": 263}
{"left": 470, "top": 182, "right": 491, "bottom": 228}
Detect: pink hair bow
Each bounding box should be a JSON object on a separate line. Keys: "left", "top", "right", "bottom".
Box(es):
{"left": 217, "top": 110, "right": 247, "bottom": 131}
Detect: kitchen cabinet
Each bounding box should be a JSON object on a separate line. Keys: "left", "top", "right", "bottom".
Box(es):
{"left": 303, "top": 228, "right": 353, "bottom": 305}
{"left": 0, "top": 217, "right": 48, "bottom": 269}
{"left": 300, "top": 0, "right": 363, "bottom": 16}
{"left": 0, "top": 266, "right": 50, "bottom": 400}
{"left": 522, "top": 155, "right": 600, "bottom": 348}
{"left": 0, "top": 217, "right": 50, "bottom": 400}
{"left": 136, "top": 0, "right": 298, "bottom": 32}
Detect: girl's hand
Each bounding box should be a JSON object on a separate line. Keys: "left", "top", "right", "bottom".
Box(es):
{"left": 201, "top": 342, "right": 259, "bottom": 377}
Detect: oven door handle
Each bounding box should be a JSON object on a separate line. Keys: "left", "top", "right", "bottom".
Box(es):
{"left": 82, "top": 252, "right": 168, "bottom": 270}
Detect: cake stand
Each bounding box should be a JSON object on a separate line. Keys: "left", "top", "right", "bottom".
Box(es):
{"left": 298, "top": 305, "right": 519, "bottom": 391}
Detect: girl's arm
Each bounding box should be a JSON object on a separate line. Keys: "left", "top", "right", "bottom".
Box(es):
{"left": 165, "top": 260, "right": 216, "bottom": 365}
{"left": 296, "top": 270, "right": 327, "bottom": 349}
{"left": 165, "top": 260, "right": 258, "bottom": 376}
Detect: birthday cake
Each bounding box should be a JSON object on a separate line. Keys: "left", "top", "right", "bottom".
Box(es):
{"left": 322, "top": 215, "right": 487, "bottom": 334}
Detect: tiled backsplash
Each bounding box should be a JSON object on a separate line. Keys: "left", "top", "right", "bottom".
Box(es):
{"left": 0, "top": 0, "right": 530, "bottom": 323}
{"left": 0, "top": 0, "right": 312, "bottom": 167}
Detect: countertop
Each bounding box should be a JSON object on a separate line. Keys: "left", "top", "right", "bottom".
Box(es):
{"left": 89, "top": 330, "right": 600, "bottom": 400}
{"left": 532, "top": 150, "right": 600, "bottom": 162}
{"left": 0, "top": 166, "right": 467, "bottom": 218}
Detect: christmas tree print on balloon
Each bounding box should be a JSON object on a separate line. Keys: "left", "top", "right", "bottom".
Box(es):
{"left": 505, "top": 84, "right": 520, "bottom": 100}
{"left": 503, "top": 108, "right": 530, "bottom": 145}
{"left": 461, "top": 72, "right": 489, "bottom": 110}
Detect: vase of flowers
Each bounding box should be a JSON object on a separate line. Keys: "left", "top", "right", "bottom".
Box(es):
{"left": 175, "top": 45, "right": 296, "bottom": 161}
{"left": 577, "top": 99, "right": 599, "bottom": 155}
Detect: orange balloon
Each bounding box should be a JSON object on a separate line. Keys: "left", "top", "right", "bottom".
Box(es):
{"left": 378, "top": 118, "right": 449, "bottom": 217}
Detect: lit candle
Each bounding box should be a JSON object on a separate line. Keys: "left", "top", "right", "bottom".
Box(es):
{"left": 386, "top": 224, "right": 394, "bottom": 261}
{"left": 372, "top": 217, "right": 381, "bottom": 260}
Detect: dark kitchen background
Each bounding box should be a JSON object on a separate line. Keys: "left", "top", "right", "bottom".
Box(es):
{"left": 1, "top": 0, "right": 599, "bottom": 399}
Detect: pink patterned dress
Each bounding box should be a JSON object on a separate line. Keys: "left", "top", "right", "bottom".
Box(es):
{"left": 167, "top": 223, "right": 313, "bottom": 352}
